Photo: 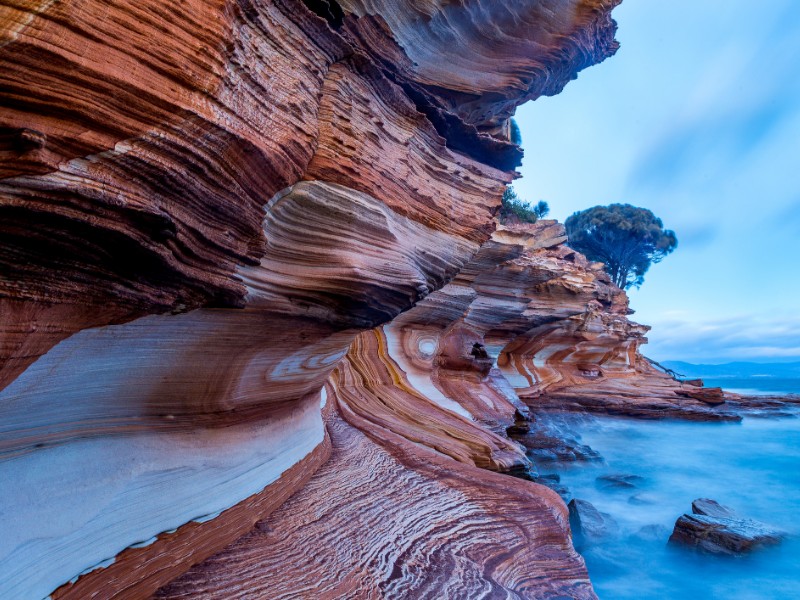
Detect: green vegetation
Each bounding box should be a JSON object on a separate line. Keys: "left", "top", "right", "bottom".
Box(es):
{"left": 499, "top": 186, "right": 549, "bottom": 224}
{"left": 509, "top": 118, "right": 522, "bottom": 146}
{"left": 565, "top": 203, "right": 677, "bottom": 289}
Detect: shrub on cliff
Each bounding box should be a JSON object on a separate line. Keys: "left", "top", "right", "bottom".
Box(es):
{"left": 565, "top": 204, "right": 677, "bottom": 289}
{"left": 500, "top": 186, "right": 549, "bottom": 224}
{"left": 510, "top": 118, "right": 523, "bottom": 145}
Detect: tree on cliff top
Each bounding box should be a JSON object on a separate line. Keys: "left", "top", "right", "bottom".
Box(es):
{"left": 565, "top": 204, "right": 677, "bottom": 289}
{"left": 499, "top": 186, "right": 549, "bottom": 224}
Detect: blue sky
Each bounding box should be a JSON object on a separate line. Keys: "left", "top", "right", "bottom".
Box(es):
{"left": 514, "top": 0, "right": 800, "bottom": 363}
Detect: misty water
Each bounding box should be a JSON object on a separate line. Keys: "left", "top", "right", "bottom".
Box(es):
{"left": 541, "top": 399, "right": 800, "bottom": 598}
{"left": 703, "top": 377, "right": 800, "bottom": 397}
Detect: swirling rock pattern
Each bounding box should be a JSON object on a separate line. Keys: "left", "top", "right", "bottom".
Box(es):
{"left": 339, "top": 328, "right": 530, "bottom": 474}
{"left": 0, "top": 0, "right": 623, "bottom": 597}
{"left": 339, "top": 0, "right": 621, "bottom": 132}
{"left": 155, "top": 217, "right": 783, "bottom": 598}
{"left": 438, "top": 223, "right": 743, "bottom": 421}
{"left": 156, "top": 384, "right": 596, "bottom": 600}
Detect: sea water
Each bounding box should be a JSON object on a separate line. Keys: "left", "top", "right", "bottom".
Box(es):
{"left": 542, "top": 410, "right": 800, "bottom": 599}
{"left": 702, "top": 377, "right": 800, "bottom": 397}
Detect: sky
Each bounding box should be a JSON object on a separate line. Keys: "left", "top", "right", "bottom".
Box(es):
{"left": 514, "top": 0, "right": 800, "bottom": 364}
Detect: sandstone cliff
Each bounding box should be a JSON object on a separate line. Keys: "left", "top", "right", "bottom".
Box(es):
{"left": 0, "top": 1, "right": 631, "bottom": 598}
{"left": 155, "top": 220, "right": 748, "bottom": 598}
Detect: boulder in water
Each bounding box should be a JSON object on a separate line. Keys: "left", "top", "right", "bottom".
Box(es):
{"left": 568, "top": 498, "right": 618, "bottom": 547}
{"left": 669, "top": 499, "right": 784, "bottom": 554}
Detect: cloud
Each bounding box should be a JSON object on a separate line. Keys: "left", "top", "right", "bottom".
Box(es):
{"left": 771, "top": 198, "right": 800, "bottom": 232}
{"left": 631, "top": 104, "right": 791, "bottom": 191}
{"left": 628, "top": 3, "right": 800, "bottom": 194}
{"left": 673, "top": 223, "right": 717, "bottom": 249}
{"left": 643, "top": 313, "right": 800, "bottom": 363}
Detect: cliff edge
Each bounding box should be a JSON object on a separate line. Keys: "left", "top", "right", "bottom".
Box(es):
{"left": 0, "top": 1, "right": 626, "bottom": 598}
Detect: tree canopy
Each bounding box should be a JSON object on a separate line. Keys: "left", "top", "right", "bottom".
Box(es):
{"left": 564, "top": 204, "right": 677, "bottom": 289}
{"left": 499, "top": 186, "right": 549, "bottom": 224}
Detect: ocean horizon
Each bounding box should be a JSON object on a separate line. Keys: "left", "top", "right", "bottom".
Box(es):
{"left": 705, "top": 377, "right": 800, "bottom": 396}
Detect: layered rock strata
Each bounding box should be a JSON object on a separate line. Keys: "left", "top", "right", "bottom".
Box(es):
{"left": 0, "top": 0, "right": 621, "bottom": 598}
{"left": 157, "top": 383, "right": 595, "bottom": 599}
{"left": 486, "top": 227, "right": 745, "bottom": 421}
{"left": 376, "top": 219, "right": 739, "bottom": 425}
{"left": 160, "top": 220, "right": 741, "bottom": 596}
{"left": 354, "top": 221, "right": 748, "bottom": 459}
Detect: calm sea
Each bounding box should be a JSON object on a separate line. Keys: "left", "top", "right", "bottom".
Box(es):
{"left": 702, "top": 377, "right": 800, "bottom": 396}
{"left": 538, "top": 380, "right": 800, "bottom": 599}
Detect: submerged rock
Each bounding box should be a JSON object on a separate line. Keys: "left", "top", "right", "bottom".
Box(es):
{"left": 596, "top": 473, "right": 645, "bottom": 490}
{"left": 628, "top": 493, "right": 659, "bottom": 506}
{"left": 515, "top": 415, "right": 602, "bottom": 464}
{"left": 533, "top": 473, "right": 571, "bottom": 499}
{"left": 633, "top": 524, "right": 671, "bottom": 542}
{"left": 669, "top": 499, "right": 784, "bottom": 554}
{"left": 569, "top": 499, "right": 619, "bottom": 547}
{"left": 537, "top": 473, "right": 561, "bottom": 485}
{"left": 523, "top": 434, "right": 602, "bottom": 463}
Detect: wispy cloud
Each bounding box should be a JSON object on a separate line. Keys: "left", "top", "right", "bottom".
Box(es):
{"left": 644, "top": 313, "right": 800, "bottom": 363}
{"left": 771, "top": 198, "right": 800, "bottom": 232}
{"left": 630, "top": 3, "right": 800, "bottom": 194}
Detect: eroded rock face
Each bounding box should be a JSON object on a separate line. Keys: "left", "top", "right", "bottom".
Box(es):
{"left": 371, "top": 220, "right": 739, "bottom": 425}
{"left": 157, "top": 218, "right": 756, "bottom": 597}
{"left": 474, "top": 225, "right": 744, "bottom": 421}
{"left": 157, "top": 379, "right": 596, "bottom": 599}
{"left": 0, "top": 0, "right": 620, "bottom": 598}
{"left": 338, "top": 0, "right": 621, "bottom": 134}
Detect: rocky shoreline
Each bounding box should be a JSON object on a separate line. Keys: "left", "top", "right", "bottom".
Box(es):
{"left": 2, "top": 0, "right": 796, "bottom": 597}
{"left": 510, "top": 404, "right": 798, "bottom": 577}
{"left": 510, "top": 397, "right": 800, "bottom": 492}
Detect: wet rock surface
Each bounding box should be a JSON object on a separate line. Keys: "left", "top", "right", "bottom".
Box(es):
{"left": 669, "top": 499, "right": 785, "bottom": 555}
{"left": 691, "top": 498, "right": 736, "bottom": 519}
{"left": 569, "top": 498, "right": 619, "bottom": 548}
{"left": 514, "top": 414, "right": 602, "bottom": 464}
{"left": 596, "top": 473, "right": 645, "bottom": 490}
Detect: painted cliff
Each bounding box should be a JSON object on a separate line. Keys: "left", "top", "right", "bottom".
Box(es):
{"left": 0, "top": 0, "right": 645, "bottom": 598}
{"left": 155, "top": 219, "right": 751, "bottom": 598}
